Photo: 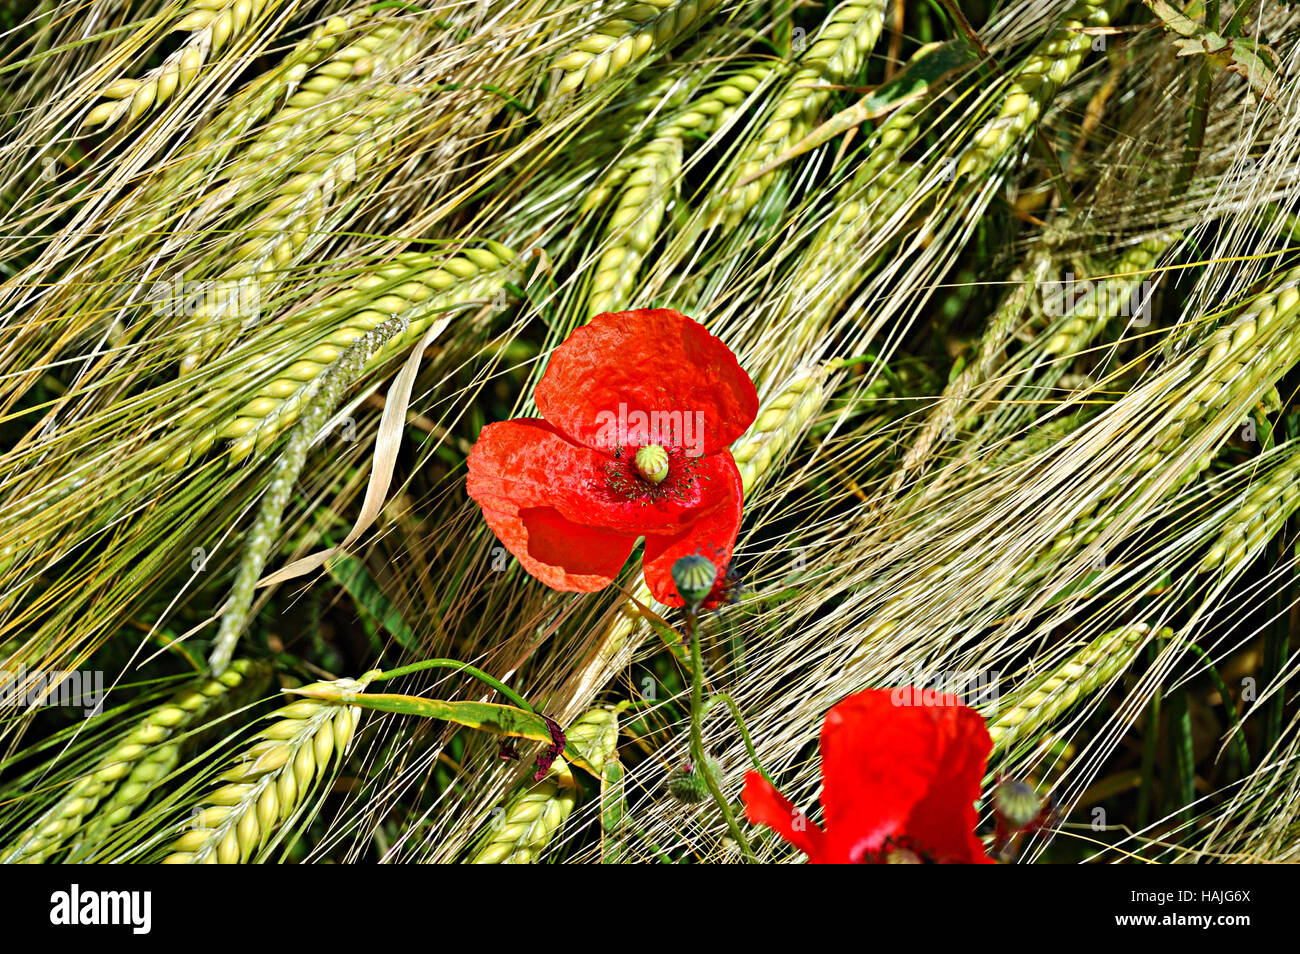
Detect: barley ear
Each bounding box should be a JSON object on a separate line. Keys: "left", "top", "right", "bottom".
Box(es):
{"left": 989, "top": 624, "right": 1158, "bottom": 753}
{"left": 553, "top": 0, "right": 725, "bottom": 96}
{"left": 160, "top": 680, "right": 362, "bottom": 863}
{"left": 2, "top": 659, "right": 271, "bottom": 863}
{"left": 85, "top": 0, "right": 284, "bottom": 130}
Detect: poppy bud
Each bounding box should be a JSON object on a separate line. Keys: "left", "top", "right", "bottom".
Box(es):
{"left": 995, "top": 777, "right": 1047, "bottom": 831}
{"left": 634, "top": 443, "right": 669, "bottom": 483}
{"left": 671, "top": 554, "right": 716, "bottom": 610}
{"left": 667, "top": 757, "right": 720, "bottom": 804}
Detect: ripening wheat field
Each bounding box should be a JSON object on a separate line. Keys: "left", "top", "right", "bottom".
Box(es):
{"left": 0, "top": 0, "right": 1298, "bottom": 868}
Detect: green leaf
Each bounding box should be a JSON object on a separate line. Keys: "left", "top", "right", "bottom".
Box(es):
{"left": 326, "top": 554, "right": 416, "bottom": 651}
{"left": 291, "top": 688, "right": 600, "bottom": 776}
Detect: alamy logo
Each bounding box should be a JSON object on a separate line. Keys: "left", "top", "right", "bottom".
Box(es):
{"left": 593, "top": 403, "right": 705, "bottom": 458}
{"left": 50, "top": 884, "right": 151, "bottom": 934}
{"left": 0, "top": 665, "right": 104, "bottom": 716}
{"left": 1042, "top": 274, "right": 1155, "bottom": 326}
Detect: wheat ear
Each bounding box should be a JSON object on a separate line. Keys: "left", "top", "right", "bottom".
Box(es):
{"left": 588, "top": 137, "right": 682, "bottom": 315}
{"left": 1051, "top": 271, "right": 1300, "bottom": 555}
{"left": 582, "top": 64, "right": 770, "bottom": 217}
{"left": 206, "top": 317, "right": 412, "bottom": 675}
{"left": 95, "top": 14, "right": 361, "bottom": 266}
{"left": 2, "top": 659, "right": 270, "bottom": 863}
{"left": 178, "top": 81, "right": 422, "bottom": 374}
{"left": 989, "top": 624, "right": 1157, "bottom": 752}
{"left": 470, "top": 707, "right": 620, "bottom": 864}
{"left": 957, "top": 0, "right": 1109, "bottom": 178}
{"left": 169, "top": 243, "right": 519, "bottom": 469}
{"left": 161, "top": 681, "right": 361, "bottom": 863}
{"left": 1120, "top": 275, "right": 1300, "bottom": 490}
{"left": 553, "top": 0, "right": 725, "bottom": 96}
{"left": 85, "top": 0, "right": 285, "bottom": 129}
{"left": 1043, "top": 235, "right": 1177, "bottom": 358}
{"left": 716, "top": 0, "right": 887, "bottom": 227}
{"left": 1199, "top": 444, "right": 1300, "bottom": 575}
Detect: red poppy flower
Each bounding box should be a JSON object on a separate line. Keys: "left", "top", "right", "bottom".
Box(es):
{"left": 467, "top": 308, "right": 758, "bottom": 606}
{"left": 742, "top": 689, "right": 994, "bottom": 863}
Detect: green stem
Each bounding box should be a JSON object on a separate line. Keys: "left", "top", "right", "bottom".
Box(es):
{"left": 1180, "top": 642, "right": 1250, "bottom": 777}
{"left": 687, "top": 609, "right": 756, "bottom": 861}
{"left": 1136, "top": 644, "right": 1161, "bottom": 829}
{"left": 702, "top": 692, "right": 775, "bottom": 786}
{"left": 361, "top": 658, "right": 535, "bottom": 712}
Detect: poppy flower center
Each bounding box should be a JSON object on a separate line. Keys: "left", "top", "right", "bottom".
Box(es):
{"left": 634, "top": 444, "right": 669, "bottom": 483}
{"left": 855, "top": 835, "right": 936, "bottom": 864}
{"left": 603, "top": 439, "right": 704, "bottom": 506}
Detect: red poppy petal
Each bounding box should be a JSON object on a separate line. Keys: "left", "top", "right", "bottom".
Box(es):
{"left": 468, "top": 419, "right": 727, "bottom": 537}
{"left": 535, "top": 309, "right": 758, "bottom": 456}
{"left": 900, "top": 703, "right": 995, "bottom": 864}
{"left": 642, "top": 451, "right": 742, "bottom": 606}
{"left": 816, "top": 690, "right": 993, "bottom": 863}
{"left": 816, "top": 690, "right": 940, "bottom": 862}
{"left": 742, "top": 771, "right": 826, "bottom": 861}
{"left": 479, "top": 502, "right": 636, "bottom": 592}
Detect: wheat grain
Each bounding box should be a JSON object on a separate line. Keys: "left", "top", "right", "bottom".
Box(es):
{"left": 989, "top": 624, "right": 1157, "bottom": 752}
{"left": 169, "top": 243, "right": 519, "bottom": 470}
{"left": 160, "top": 681, "right": 361, "bottom": 863}
{"left": 554, "top": 0, "right": 725, "bottom": 96}
{"left": 85, "top": 0, "right": 286, "bottom": 129}
{"left": 2, "top": 659, "right": 270, "bottom": 863}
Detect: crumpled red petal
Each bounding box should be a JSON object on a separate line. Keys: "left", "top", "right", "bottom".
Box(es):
{"left": 742, "top": 771, "right": 826, "bottom": 860}
{"left": 894, "top": 702, "right": 994, "bottom": 864}
{"left": 534, "top": 309, "right": 758, "bottom": 456}
{"left": 642, "top": 450, "right": 743, "bottom": 605}
{"left": 478, "top": 502, "right": 636, "bottom": 592}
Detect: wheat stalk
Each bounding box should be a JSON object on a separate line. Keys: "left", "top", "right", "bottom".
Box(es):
{"left": 714, "top": 0, "right": 886, "bottom": 227}
{"left": 553, "top": 0, "right": 725, "bottom": 96}
{"left": 169, "top": 243, "right": 520, "bottom": 469}
{"left": 85, "top": 0, "right": 286, "bottom": 129}
{"left": 470, "top": 706, "right": 619, "bottom": 863}
{"left": 989, "top": 623, "right": 1157, "bottom": 752}
{"left": 2, "top": 659, "right": 271, "bottom": 863}
{"left": 161, "top": 681, "right": 361, "bottom": 863}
